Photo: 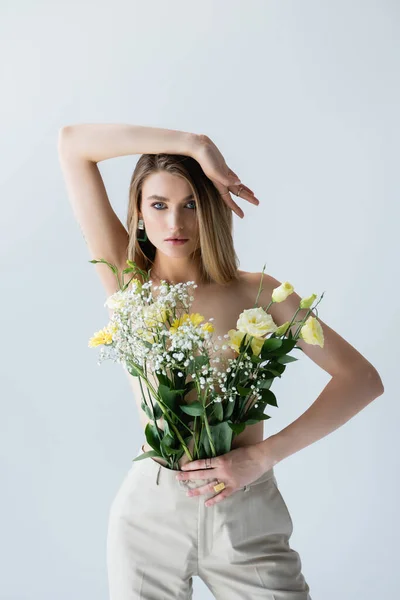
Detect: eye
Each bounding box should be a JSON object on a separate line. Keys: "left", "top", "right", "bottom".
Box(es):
{"left": 150, "top": 201, "right": 196, "bottom": 210}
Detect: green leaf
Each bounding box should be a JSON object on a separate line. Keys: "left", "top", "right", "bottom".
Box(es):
{"left": 259, "top": 388, "right": 278, "bottom": 406}
{"left": 158, "top": 383, "right": 186, "bottom": 412}
{"left": 237, "top": 385, "right": 252, "bottom": 397}
{"left": 257, "top": 376, "right": 274, "bottom": 389}
{"left": 268, "top": 362, "right": 286, "bottom": 376}
{"left": 160, "top": 434, "right": 181, "bottom": 456}
{"left": 250, "top": 355, "right": 261, "bottom": 364}
{"left": 141, "top": 400, "right": 163, "bottom": 420}
{"left": 238, "top": 333, "right": 249, "bottom": 353}
{"left": 223, "top": 398, "right": 236, "bottom": 420}
{"left": 276, "top": 355, "right": 298, "bottom": 364}
{"left": 201, "top": 421, "right": 233, "bottom": 456}
{"left": 156, "top": 372, "right": 173, "bottom": 388}
{"left": 229, "top": 422, "right": 246, "bottom": 435}
{"left": 209, "top": 399, "right": 223, "bottom": 422}
{"left": 184, "top": 380, "right": 196, "bottom": 395}
{"left": 132, "top": 449, "right": 159, "bottom": 462}
{"left": 187, "top": 355, "right": 208, "bottom": 375}
{"left": 180, "top": 401, "right": 205, "bottom": 416}
{"left": 245, "top": 413, "right": 271, "bottom": 425}
{"left": 260, "top": 338, "right": 283, "bottom": 356}
{"left": 144, "top": 422, "right": 161, "bottom": 453}
{"left": 126, "top": 361, "right": 141, "bottom": 377}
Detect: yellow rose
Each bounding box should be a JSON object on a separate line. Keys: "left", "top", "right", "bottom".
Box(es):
{"left": 299, "top": 316, "right": 324, "bottom": 347}
{"left": 271, "top": 281, "right": 294, "bottom": 303}
{"left": 237, "top": 307, "right": 278, "bottom": 337}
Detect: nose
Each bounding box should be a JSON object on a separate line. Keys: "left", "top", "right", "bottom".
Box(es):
{"left": 166, "top": 209, "right": 185, "bottom": 230}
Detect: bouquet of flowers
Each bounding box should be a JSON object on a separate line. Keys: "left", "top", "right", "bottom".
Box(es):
{"left": 88, "top": 259, "right": 325, "bottom": 470}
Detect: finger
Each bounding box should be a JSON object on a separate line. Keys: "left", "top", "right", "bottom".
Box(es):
{"left": 210, "top": 180, "right": 246, "bottom": 218}
{"left": 186, "top": 480, "right": 220, "bottom": 497}
{"left": 235, "top": 184, "right": 260, "bottom": 204}
{"left": 222, "top": 183, "right": 260, "bottom": 208}
{"left": 226, "top": 196, "right": 245, "bottom": 219}
{"left": 226, "top": 168, "right": 259, "bottom": 200}
{"left": 180, "top": 459, "right": 212, "bottom": 471}
{"left": 177, "top": 469, "right": 216, "bottom": 480}
{"left": 205, "top": 489, "right": 230, "bottom": 507}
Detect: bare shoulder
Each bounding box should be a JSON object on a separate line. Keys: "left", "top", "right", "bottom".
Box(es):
{"left": 236, "top": 269, "right": 275, "bottom": 298}
{"left": 236, "top": 269, "right": 383, "bottom": 382}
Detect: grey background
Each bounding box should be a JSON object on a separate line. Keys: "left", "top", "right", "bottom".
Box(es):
{"left": 1, "top": 1, "right": 399, "bottom": 598}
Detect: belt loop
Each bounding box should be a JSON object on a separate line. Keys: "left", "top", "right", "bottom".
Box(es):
{"left": 156, "top": 464, "right": 161, "bottom": 485}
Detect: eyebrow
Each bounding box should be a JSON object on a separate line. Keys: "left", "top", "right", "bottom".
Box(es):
{"left": 146, "top": 194, "right": 194, "bottom": 202}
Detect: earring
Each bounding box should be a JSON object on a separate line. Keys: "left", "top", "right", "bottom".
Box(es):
{"left": 137, "top": 218, "right": 147, "bottom": 242}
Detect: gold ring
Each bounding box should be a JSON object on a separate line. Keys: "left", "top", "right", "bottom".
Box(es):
{"left": 213, "top": 480, "right": 226, "bottom": 493}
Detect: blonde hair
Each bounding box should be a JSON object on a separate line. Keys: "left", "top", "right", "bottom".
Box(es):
{"left": 125, "top": 153, "right": 240, "bottom": 286}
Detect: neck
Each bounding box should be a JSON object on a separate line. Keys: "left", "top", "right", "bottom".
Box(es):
{"left": 149, "top": 254, "right": 203, "bottom": 286}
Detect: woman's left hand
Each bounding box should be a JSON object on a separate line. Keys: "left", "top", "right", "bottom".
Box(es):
{"left": 175, "top": 443, "right": 272, "bottom": 507}
{"left": 193, "top": 134, "right": 260, "bottom": 219}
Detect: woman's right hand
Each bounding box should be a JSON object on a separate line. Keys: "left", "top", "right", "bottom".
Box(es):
{"left": 192, "top": 134, "right": 260, "bottom": 219}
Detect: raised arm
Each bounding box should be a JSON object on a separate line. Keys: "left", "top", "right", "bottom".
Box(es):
{"left": 58, "top": 123, "right": 199, "bottom": 163}
{"left": 57, "top": 124, "right": 200, "bottom": 304}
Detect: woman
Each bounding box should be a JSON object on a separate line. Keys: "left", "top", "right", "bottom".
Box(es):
{"left": 58, "top": 123, "right": 384, "bottom": 599}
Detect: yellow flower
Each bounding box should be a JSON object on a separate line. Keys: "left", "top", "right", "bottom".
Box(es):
{"left": 227, "top": 329, "right": 264, "bottom": 356}
{"left": 201, "top": 322, "right": 214, "bottom": 333}
{"left": 299, "top": 316, "right": 324, "bottom": 347}
{"left": 169, "top": 312, "right": 209, "bottom": 334}
{"left": 250, "top": 336, "right": 264, "bottom": 356}
{"left": 189, "top": 312, "right": 206, "bottom": 326}
{"left": 136, "top": 327, "right": 156, "bottom": 344}
{"left": 104, "top": 291, "right": 126, "bottom": 310}
{"left": 88, "top": 322, "right": 116, "bottom": 347}
{"left": 237, "top": 307, "right": 278, "bottom": 337}
{"left": 271, "top": 281, "right": 294, "bottom": 303}
{"left": 136, "top": 304, "right": 168, "bottom": 344}
{"left": 227, "top": 329, "right": 246, "bottom": 353}
{"left": 127, "top": 277, "right": 142, "bottom": 294}
{"left": 275, "top": 321, "right": 291, "bottom": 336}
{"left": 300, "top": 293, "right": 317, "bottom": 309}
{"left": 170, "top": 313, "right": 189, "bottom": 334}
{"left": 143, "top": 304, "right": 169, "bottom": 328}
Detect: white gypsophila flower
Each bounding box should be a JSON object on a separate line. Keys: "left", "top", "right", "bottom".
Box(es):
{"left": 93, "top": 277, "right": 234, "bottom": 394}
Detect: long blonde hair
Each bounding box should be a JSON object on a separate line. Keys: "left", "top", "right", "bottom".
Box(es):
{"left": 126, "top": 153, "right": 240, "bottom": 286}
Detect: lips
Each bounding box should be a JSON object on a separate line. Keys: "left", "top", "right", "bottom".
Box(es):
{"left": 165, "top": 238, "right": 188, "bottom": 241}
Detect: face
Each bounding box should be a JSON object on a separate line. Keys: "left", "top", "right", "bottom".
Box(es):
{"left": 139, "top": 171, "right": 199, "bottom": 256}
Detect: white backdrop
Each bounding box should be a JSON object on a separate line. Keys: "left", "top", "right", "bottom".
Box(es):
{"left": 0, "top": 1, "right": 398, "bottom": 599}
